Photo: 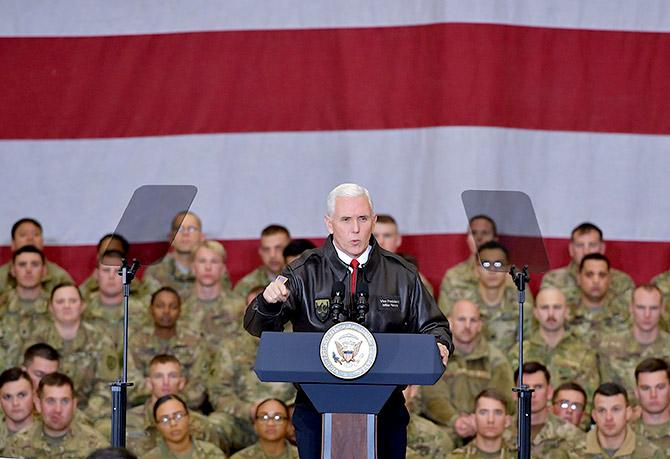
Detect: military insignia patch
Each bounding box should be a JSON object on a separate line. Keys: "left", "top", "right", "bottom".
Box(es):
{"left": 314, "top": 298, "right": 331, "bottom": 322}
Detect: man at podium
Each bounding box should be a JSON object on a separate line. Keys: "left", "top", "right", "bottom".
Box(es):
{"left": 245, "top": 183, "right": 453, "bottom": 458}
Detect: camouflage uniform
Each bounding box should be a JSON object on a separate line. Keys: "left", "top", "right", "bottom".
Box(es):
{"left": 583, "top": 425, "right": 664, "bottom": 458}
{"left": 509, "top": 330, "right": 599, "bottom": 399}
{"left": 233, "top": 266, "right": 274, "bottom": 299}
{"left": 84, "top": 292, "right": 150, "bottom": 352}
{"left": 650, "top": 269, "right": 670, "bottom": 331}
{"left": 0, "top": 413, "right": 30, "bottom": 455}
{"left": 0, "top": 259, "right": 73, "bottom": 296}
{"left": 541, "top": 261, "right": 634, "bottom": 308}
{"left": 422, "top": 337, "right": 514, "bottom": 427}
{"left": 23, "top": 317, "right": 120, "bottom": 417}
{"left": 79, "top": 272, "right": 151, "bottom": 304}
{"left": 180, "top": 292, "right": 247, "bottom": 352}
{"left": 439, "top": 284, "right": 533, "bottom": 356}
{"left": 596, "top": 329, "right": 670, "bottom": 403}
{"left": 406, "top": 413, "right": 454, "bottom": 458}
{"left": 141, "top": 437, "right": 227, "bottom": 458}
{"left": 446, "top": 441, "right": 517, "bottom": 458}
{"left": 504, "top": 412, "right": 583, "bottom": 458}
{"left": 229, "top": 440, "right": 298, "bottom": 459}
{"left": 4, "top": 417, "right": 108, "bottom": 459}
{"left": 143, "top": 252, "right": 233, "bottom": 301}
{"left": 567, "top": 293, "right": 631, "bottom": 347}
{"left": 0, "top": 289, "right": 50, "bottom": 341}
{"left": 632, "top": 418, "right": 670, "bottom": 457}
{"left": 129, "top": 325, "right": 212, "bottom": 409}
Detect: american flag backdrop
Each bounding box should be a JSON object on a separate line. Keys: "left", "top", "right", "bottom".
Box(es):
{"left": 1, "top": 1, "right": 669, "bottom": 291}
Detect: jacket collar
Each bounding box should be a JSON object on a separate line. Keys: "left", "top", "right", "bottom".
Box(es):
{"left": 322, "top": 235, "right": 380, "bottom": 283}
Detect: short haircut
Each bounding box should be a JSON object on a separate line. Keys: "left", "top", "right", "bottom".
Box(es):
{"left": 153, "top": 394, "right": 188, "bottom": 421}
{"left": 12, "top": 245, "right": 45, "bottom": 263}
{"left": 149, "top": 354, "right": 182, "bottom": 371}
{"left": 11, "top": 218, "right": 43, "bottom": 240}
{"left": 375, "top": 214, "right": 397, "bottom": 226}
{"left": 97, "top": 233, "right": 130, "bottom": 255}
{"left": 98, "top": 249, "right": 125, "bottom": 266}
{"left": 150, "top": 286, "right": 181, "bottom": 307}
{"left": 0, "top": 367, "right": 33, "bottom": 390}
{"left": 326, "top": 183, "right": 374, "bottom": 217}
{"left": 633, "top": 284, "right": 664, "bottom": 305}
{"left": 50, "top": 282, "right": 83, "bottom": 303}
{"left": 571, "top": 222, "right": 603, "bottom": 241}
{"left": 261, "top": 224, "right": 290, "bottom": 239}
{"left": 283, "top": 239, "right": 316, "bottom": 260}
{"left": 579, "top": 253, "right": 610, "bottom": 272}
{"left": 191, "top": 240, "right": 227, "bottom": 261}
{"left": 171, "top": 211, "right": 202, "bottom": 232}
{"left": 594, "top": 382, "right": 628, "bottom": 405}
{"left": 552, "top": 382, "right": 587, "bottom": 404}
{"left": 23, "top": 342, "right": 60, "bottom": 366}
{"left": 255, "top": 397, "right": 289, "bottom": 418}
{"left": 474, "top": 388, "right": 508, "bottom": 413}
{"left": 514, "top": 361, "right": 551, "bottom": 385}
{"left": 37, "top": 372, "right": 74, "bottom": 398}
{"left": 635, "top": 358, "right": 670, "bottom": 383}
{"left": 469, "top": 214, "right": 498, "bottom": 236}
{"left": 85, "top": 447, "right": 138, "bottom": 459}
{"left": 477, "top": 240, "right": 509, "bottom": 259}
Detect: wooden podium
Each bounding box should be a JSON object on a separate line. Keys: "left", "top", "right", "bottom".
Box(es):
{"left": 254, "top": 331, "right": 444, "bottom": 459}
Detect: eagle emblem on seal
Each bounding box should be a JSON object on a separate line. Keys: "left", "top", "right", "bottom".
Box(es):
{"left": 334, "top": 338, "right": 362, "bottom": 363}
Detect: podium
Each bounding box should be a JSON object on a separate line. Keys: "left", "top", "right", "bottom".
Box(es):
{"left": 254, "top": 331, "right": 445, "bottom": 458}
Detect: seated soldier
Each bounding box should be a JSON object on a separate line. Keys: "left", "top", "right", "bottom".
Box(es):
{"left": 143, "top": 211, "right": 233, "bottom": 300}
{"left": 20, "top": 342, "right": 60, "bottom": 390}
{"left": 130, "top": 287, "right": 210, "bottom": 410}
{"left": 180, "top": 241, "right": 246, "bottom": 352}
{"left": 541, "top": 222, "right": 634, "bottom": 306}
{"left": 510, "top": 288, "right": 598, "bottom": 400}
{"left": 0, "top": 218, "right": 73, "bottom": 295}
{"left": 632, "top": 358, "right": 670, "bottom": 456}
{"left": 95, "top": 354, "right": 228, "bottom": 457}
{"left": 0, "top": 368, "right": 35, "bottom": 452}
{"left": 403, "top": 385, "right": 455, "bottom": 458}
{"left": 446, "top": 389, "right": 516, "bottom": 458}
{"left": 282, "top": 239, "right": 316, "bottom": 266}
{"left": 230, "top": 398, "right": 298, "bottom": 459}
{"left": 84, "top": 249, "right": 149, "bottom": 350}
{"left": 439, "top": 214, "right": 498, "bottom": 312}
{"left": 568, "top": 253, "right": 631, "bottom": 345}
{"left": 22, "top": 283, "right": 120, "bottom": 420}
{"left": 597, "top": 284, "right": 670, "bottom": 403}
{"left": 585, "top": 382, "right": 663, "bottom": 458}
{"left": 422, "top": 299, "right": 513, "bottom": 442}
{"left": 142, "top": 394, "right": 225, "bottom": 458}
{"left": 552, "top": 382, "right": 588, "bottom": 429}
{"left": 234, "top": 224, "right": 290, "bottom": 299}
{"left": 80, "top": 233, "right": 149, "bottom": 302}
{"left": 372, "top": 214, "right": 434, "bottom": 296}
{"left": 510, "top": 362, "right": 584, "bottom": 458}
{"left": 4, "top": 372, "right": 107, "bottom": 458}
{"left": 440, "top": 241, "right": 533, "bottom": 353}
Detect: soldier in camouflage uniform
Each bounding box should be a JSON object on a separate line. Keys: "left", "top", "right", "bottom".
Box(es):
{"left": 233, "top": 225, "right": 290, "bottom": 299}
{"left": 0, "top": 218, "right": 73, "bottom": 296}
{"left": 143, "top": 211, "right": 233, "bottom": 300}
{"left": 22, "top": 284, "right": 120, "bottom": 420}
{"left": 541, "top": 222, "right": 634, "bottom": 308}
{"left": 596, "top": 285, "right": 670, "bottom": 403}
{"left": 509, "top": 288, "right": 598, "bottom": 400}
{"left": 446, "top": 389, "right": 516, "bottom": 459}
{"left": 585, "top": 382, "right": 664, "bottom": 458}
{"left": 422, "top": 299, "right": 514, "bottom": 442}
{"left": 0, "top": 368, "right": 35, "bottom": 455}
{"left": 4, "top": 372, "right": 108, "bottom": 458}
{"left": 439, "top": 241, "right": 533, "bottom": 355}
{"left": 142, "top": 394, "right": 226, "bottom": 458}
{"left": 552, "top": 382, "right": 590, "bottom": 430}
{"left": 130, "top": 287, "right": 211, "bottom": 410}
{"left": 230, "top": 399, "right": 298, "bottom": 459}
{"left": 403, "top": 385, "right": 454, "bottom": 458}
{"left": 632, "top": 358, "right": 670, "bottom": 456}
{"left": 567, "top": 253, "right": 631, "bottom": 346}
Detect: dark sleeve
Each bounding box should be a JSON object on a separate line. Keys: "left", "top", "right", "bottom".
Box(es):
{"left": 243, "top": 267, "right": 297, "bottom": 337}
{"left": 412, "top": 274, "right": 454, "bottom": 355}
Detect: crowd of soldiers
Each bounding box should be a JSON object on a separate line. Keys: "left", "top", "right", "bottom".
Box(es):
{"left": 0, "top": 212, "right": 669, "bottom": 458}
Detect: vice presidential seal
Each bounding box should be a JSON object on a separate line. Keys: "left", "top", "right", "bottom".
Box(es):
{"left": 320, "top": 321, "right": 377, "bottom": 380}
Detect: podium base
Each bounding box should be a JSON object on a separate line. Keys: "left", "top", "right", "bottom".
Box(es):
{"left": 322, "top": 413, "right": 376, "bottom": 459}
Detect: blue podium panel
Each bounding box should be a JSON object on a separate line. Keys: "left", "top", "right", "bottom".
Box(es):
{"left": 301, "top": 384, "right": 396, "bottom": 414}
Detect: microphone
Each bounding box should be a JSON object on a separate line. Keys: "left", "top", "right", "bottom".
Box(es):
{"left": 331, "top": 282, "right": 345, "bottom": 323}
{"left": 355, "top": 281, "right": 369, "bottom": 324}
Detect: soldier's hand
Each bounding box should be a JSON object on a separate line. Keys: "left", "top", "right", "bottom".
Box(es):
{"left": 262, "top": 277, "right": 290, "bottom": 303}
{"left": 454, "top": 413, "right": 476, "bottom": 438}
{"left": 437, "top": 343, "right": 449, "bottom": 367}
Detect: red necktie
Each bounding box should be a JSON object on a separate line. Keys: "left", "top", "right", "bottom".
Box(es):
{"left": 350, "top": 259, "right": 359, "bottom": 299}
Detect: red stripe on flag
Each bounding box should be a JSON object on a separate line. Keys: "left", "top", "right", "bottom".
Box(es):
{"left": 1, "top": 23, "right": 669, "bottom": 139}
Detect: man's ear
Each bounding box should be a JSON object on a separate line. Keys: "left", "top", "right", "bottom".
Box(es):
{"left": 324, "top": 215, "right": 334, "bottom": 235}
{"left": 504, "top": 414, "right": 512, "bottom": 428}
